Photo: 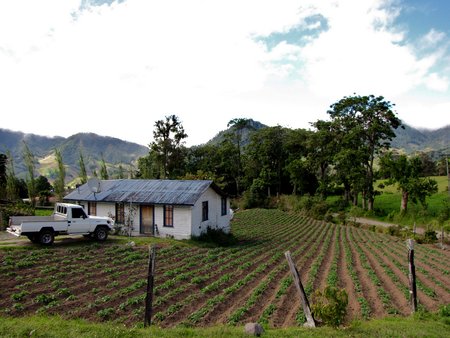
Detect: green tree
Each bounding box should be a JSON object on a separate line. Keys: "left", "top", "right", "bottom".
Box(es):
{"left": 137, "top": 152, "right": 159, "bottom": 179}
{"left": 22, "top": 141, "right": 37, "bottom": 206}
{"left": 226, "top": 118, "right": 255, "bottom": 195}
{"left": 5, "top": 151, "right": 19, "bottom": 201}
{"left": 54, "top": 148, "right": 66, "bottom": 201}
{"left": 0, "top": 153, "right": 6, "bottom": 199}
{"left": 100, "top": 155, "right": 109, "bottom": 180}
{"left": 150, "top": 115, "right": 188, "bottom": 179}
{"left": 117, "top": 164, "right": 125, "bottom": 179}
{"left": 308, "top": 120, "right": 336, "bottom": 198}
{"left": 326, "top": 94, "right": 402, "bottom": 210}
{"left": 35, "top": 175, "right": 53, "bottom": 205}
{"left": 78, "top": 151, "right": 88, "bottom": 184}
{"left": 245, "top": 126, "right": 287, "bottom": 197}
{"left": 380, "top": 152, "right": 438, "bottom": 212}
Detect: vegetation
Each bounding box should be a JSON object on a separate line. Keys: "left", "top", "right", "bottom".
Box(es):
{"left": 1, "top": 209, "right": 448, "bottom": 329}
{"left": 311, "top": 286, "right": 348, "bottom": 328}
{"left": 1, "top": 313, "right": 448, "bottom": 338}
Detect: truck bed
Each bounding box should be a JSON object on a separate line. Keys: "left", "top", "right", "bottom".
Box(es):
{"left": 9, "top": 215, "right": 65, "bottom": 226}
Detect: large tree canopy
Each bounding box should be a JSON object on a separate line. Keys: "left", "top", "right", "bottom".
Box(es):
{"left": 379, "top": 152, "right": 438, "bottom": 212}
{"left": 326, "top": 94, "right": 402, "bottom": 210}
{"left": 150, "top": 115, "right": 188, "bottom": 179}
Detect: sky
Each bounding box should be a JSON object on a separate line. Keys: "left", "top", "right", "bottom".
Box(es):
{"left": 0, "top": 0, "right": 449, "bottom": 147}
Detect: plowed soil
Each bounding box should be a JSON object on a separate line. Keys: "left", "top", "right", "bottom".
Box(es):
{"left": 1, "top": 209, "right": 449, "bottom": 328}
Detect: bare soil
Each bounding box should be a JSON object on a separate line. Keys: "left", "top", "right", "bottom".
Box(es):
{"left": 1, "top": 211, "right": 449, "bottom": 329}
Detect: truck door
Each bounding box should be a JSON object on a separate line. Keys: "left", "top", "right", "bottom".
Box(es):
{"left": 69, "top": 207, "right": 91, "bottom": 234}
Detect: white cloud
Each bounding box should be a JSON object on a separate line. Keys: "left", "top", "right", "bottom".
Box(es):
{"left": 0, "top": 0, "right": 448, "bottom": 146}
{"left": 419, "top": 29, "right": 446, "bottom": 49}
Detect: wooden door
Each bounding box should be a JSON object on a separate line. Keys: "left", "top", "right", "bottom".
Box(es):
{"left": 140, "top": 205, "right": 154, "bottom": 235}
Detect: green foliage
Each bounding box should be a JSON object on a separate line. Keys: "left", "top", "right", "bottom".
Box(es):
{"left": 191, "top": 227, "right": 237, "bottom": 247}
{"left": 150, "top": 114, "right": 188, "bottom": 179}
{"left": 0, "top": 202, "right": 34, "bottom": 228}
{"left": 22, "top": 141, "right": 37, "bottom": 206}
{"left": 54, "top": 148, "right": 66, "bottom": 201}
{"left": 311, "top": 286, "right": 348, "bottom": 328}
{"left": 100, "top": 155, "right": 109, "bottom": 180}
{"left": 78, "top": 151, "right": 88, "bottom": 184}
{"left": 421, "top": 229, "right": 438, "bottom": 244}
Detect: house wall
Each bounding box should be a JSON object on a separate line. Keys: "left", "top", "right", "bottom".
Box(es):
{"left": 155, "top": 205, "right": 192, "bottom": 240}
{"left": 71, "top": 186, "right": 230, "bottom": 240}
{"left": 191, "top": 187, "right": 231, "bottom": 237}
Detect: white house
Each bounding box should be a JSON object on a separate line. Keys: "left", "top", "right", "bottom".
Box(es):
{"left": 64, "top": 179, "right": 231, "bottom": 240}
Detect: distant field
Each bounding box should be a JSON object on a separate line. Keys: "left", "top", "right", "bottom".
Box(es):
{"left": 1, "top": 209, "right": 449, "bottom": 330}
{"left": 374, "top": 176, "right": 449, "bottom": 226}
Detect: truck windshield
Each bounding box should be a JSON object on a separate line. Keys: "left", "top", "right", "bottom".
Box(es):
{"left": 72, "top": 208, "right": 87, "bottom": 219}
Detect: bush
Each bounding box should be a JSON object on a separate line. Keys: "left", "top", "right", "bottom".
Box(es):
{"left": 420, "top": 229, "right": 438, "bottom": 244}
{"left": 191, "top": 227, "right": 237, "bottom": 247}
{"left": 0, "top": 203, "right": 34, "bottom": 228}
{"left": 311, "top": 286, "right": 348, "bottom": 327}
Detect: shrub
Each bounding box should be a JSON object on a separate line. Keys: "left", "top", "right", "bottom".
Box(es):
{"left": 192, "top": 227, "right": 238, "bottom": 247}
{"left": 310, "top": 201, "right": 330, "bottom": 220}
{"left": 423, "top": 230, "right": 437, "bottom": 243}
{"left": 0, "top": 203, "right": 34, "bottom": 228}
{"left": 311, "top": 286, "right": 348, "bottom": 328}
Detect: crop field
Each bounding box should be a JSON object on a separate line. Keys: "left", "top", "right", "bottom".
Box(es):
{"left": 1, "top": 209, "right": 449, "bottom": 328}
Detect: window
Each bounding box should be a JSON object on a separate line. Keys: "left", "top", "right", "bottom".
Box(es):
{"left": 164, "top": 205, "right": 173, "bottom": 227}
{"left": 72, "top": 208, "right": 86, "bottom": 219}
{"left": 202, "top": 201, "right": 208, "bottom": 221}
{"left": 88, "top": 202, "right": 97, "bottom": 216}
{"left": 116, "top": 203, "right": 125, "bottom": 224}
{"left": 221, "top": 197, "right": 227, "bottom": 216}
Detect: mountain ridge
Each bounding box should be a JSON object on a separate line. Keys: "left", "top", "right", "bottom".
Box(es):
{"left": 0, "top": 129, "right": 149, "bottom": 182}
{"left": 1, "top": 122, "right": 448, "bottom": 183}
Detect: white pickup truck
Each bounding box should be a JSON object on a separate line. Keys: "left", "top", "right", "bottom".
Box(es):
{"left": 7, "top": 203, "right": 114, "bottom": 245}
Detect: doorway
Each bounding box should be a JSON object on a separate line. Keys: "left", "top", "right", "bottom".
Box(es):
{"left": 140, "top": 205, "right": 154, "bottom": 235}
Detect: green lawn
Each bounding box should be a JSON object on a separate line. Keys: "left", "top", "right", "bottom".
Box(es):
{"left": 373, "top": 176, "right": 449, "bottom": 227}
{"left": 0, "top": 313, "right": 448, "bottom": 338}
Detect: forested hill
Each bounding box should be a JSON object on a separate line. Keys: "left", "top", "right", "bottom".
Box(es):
{"left": 207, "top": 120, "right": 449, "bottom": 155}
{"left": 391, "top": 124, "right": 449, "bottom": 155}
{"left": 0, "top": 121, "right": 447, "bottom": 183}
{"left": 207, "top": 119, "right": 267, "bottom": 147}
{"left": 0, "top": 129, "right": 148, "bottom": 182}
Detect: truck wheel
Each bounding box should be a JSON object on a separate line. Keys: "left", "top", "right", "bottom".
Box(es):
{"left": 94, "top": 226, "right": 108, "bottom": 242}
{"left": 39, "top": 230, "right": 54, "bottom": 246}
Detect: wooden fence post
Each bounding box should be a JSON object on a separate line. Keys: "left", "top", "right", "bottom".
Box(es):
{"left": 144, "top": 244, "right": 157, "bottom": 327}
{"left": 407, "top": 239, "right": 417, "bottom": 313}
{"left": 284, "top": 251, "right": 316, "bottom": 327}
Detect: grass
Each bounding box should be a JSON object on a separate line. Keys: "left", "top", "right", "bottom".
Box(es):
{"left": 322, "top": 176, "right": 449, "bottom": 228}
{"left": 0, "top": 313, "right": 448, "bottom": 337}
{"left": 372, "top": 176, "right": 449, "bottom": 227}
{"left": 34, "top": 208, "right": 54, "bottom": 217}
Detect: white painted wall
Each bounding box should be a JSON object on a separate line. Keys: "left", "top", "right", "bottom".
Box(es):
{"left": 191, "top": 187, "right": 231, "bottom": 237}
{"left": 155, "top": 205, "right": 192, "bottom": 240}
{"left": 73, "top": 186, "right": 230, "bottom": 239}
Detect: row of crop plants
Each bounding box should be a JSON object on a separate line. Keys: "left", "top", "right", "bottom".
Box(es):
{"left": 227, "top": 219, "right": 332, "bottom": 326}
{"left": 255, "top": 219, "right": 331, "bottom": 328}
{"left": 161, "top": 214, "right": 319, "bottom": 327}
{"left": 355, "top": 228, "right": 447, "bottom": 306}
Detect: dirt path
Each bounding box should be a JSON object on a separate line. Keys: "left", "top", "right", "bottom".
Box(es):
{"left": 350, "top": 217, "right": 425, "bottom": 235}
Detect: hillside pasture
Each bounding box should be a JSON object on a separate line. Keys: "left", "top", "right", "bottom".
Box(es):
{"left": 0, "top": 209, "right": 449, "bottom": 328}
{"left": 373, "top": 176, "right": 449, "bottom": 226}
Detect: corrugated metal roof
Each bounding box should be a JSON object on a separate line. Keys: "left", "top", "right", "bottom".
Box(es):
{"left": 64, "top": 179, "right": 222, "bottom": 205}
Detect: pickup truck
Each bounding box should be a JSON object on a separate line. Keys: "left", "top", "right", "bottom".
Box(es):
{"left": 7, "top": 203, "right": 114, "bottom": 245}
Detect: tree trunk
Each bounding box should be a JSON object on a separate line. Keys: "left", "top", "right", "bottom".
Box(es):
{"left": 401, "top": 190, "right": 409, "bottom": 212}
{"left": 367, "top": 197, "right": 374, "bottom": 211}
{"left": 352, "top": 192, "right": 358, "bottom": 206}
